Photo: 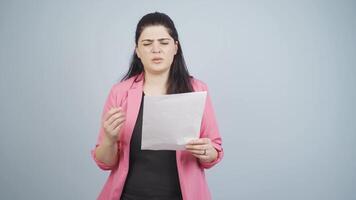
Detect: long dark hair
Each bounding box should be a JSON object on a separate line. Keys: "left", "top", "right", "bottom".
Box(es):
{"left": 121, "top": 12, "right": 193, "bottom": 94}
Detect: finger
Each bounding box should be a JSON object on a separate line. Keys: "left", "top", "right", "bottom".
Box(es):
{"left": 112, "top": 122, "right": 124, "bottom": 137}
{"left": 110, "top": 116, "right": 126, "bottom": 131}
{"left": 110, "top": 116, "right": 126, "bottom": 130}
{"left": 103, "top": 113, "right": 123, "bottom": 129}
{"left": 187, "top": 149, "right": 206, "bottom": 155}
{"left": 187, "top": 138, "right": 210, "bottom": 145}
{"left": 104, "top": 107, "right": 122, "bottom": 121}
{"left": 107, "top": 112, "right": 125, "bottom": 126}
{"left": 104, "top": 108, "right": 119, "bottom": 122}
{"left": 191, "top": 153, "right": 209, "bottom": 159}
{"left": 185, "top": 144, "right": 209, "bottom": 151}
{"left": 105, "top": 118, "right": 124, "bottom": 138}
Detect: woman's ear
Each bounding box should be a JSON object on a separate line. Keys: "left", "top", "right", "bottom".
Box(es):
{"left": 174, "top": 41, "right": 178, "bottom": 55}
{"left": 135, "top": 46, "right": 141, "bottom": 58}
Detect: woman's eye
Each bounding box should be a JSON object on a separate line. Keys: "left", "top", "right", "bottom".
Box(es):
{"left": 143, "top": 43, "right": 151, "bottom": 46}
{"left": 161, "top": 43, "right": 169, "bottom": 45}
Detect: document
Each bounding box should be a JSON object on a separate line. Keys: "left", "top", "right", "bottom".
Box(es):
{"left": 141, "top": 91, "right": 207, "bottom": 150}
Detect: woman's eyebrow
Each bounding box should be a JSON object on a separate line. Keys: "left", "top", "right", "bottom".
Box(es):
{"left": 141, "top": 38, "right": 171, "bottom": 42}
{"left": 158, "top": 38, "right": 171, "bottom": 41}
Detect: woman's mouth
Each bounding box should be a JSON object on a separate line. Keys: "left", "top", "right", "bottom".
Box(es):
{"left": 152, "top": 58, "right": 163, "bottom": 64}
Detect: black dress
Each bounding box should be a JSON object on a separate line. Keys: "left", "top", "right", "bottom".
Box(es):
{"left": 120, "top": 93, "right": 183, "bottom": 200}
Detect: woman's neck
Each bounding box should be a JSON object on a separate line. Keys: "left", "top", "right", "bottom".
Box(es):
{"left": 143, "top": 71, "right": 169, "bottom": 95}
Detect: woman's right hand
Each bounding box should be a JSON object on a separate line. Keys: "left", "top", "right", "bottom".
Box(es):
{"left": 102, "top": 107, "right": 126, "bottom": 144}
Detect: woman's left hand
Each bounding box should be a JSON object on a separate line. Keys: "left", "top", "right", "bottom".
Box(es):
{"left": 185, "top": 138, "right": 218, "bottom": 163}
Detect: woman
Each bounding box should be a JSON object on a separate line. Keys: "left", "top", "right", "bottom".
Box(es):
{"left": 91, "top": 12, "right": 223, "bottom": 200}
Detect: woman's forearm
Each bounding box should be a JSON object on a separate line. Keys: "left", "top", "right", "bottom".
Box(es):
{"left": 95, "top": 136, "right": 119, "bottom": 167}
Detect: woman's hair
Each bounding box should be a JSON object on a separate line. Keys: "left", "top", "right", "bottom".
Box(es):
{"left": 121, "top": 12, "right": 193, "bottom": 94}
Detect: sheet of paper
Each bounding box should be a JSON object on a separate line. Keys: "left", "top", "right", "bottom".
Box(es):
{"left": 141, "top": 91, "right": 207, "bottom": 150}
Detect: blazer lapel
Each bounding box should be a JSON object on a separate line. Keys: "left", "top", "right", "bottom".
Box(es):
{"left": 122, "top": 74, "right": 144, "bottom": 146}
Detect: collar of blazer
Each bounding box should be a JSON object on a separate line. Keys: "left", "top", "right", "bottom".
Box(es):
{"left": 128, "top": 72, "right": 144, "bottom": 90}
{"left": 121, "top": 72, "right": 144, "bottom": 146}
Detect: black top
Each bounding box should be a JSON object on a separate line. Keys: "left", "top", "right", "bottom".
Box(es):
{"left": 121, "top": 93, "right": 183, "bottom": 200}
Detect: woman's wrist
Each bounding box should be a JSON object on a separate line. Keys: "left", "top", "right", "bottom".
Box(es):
{"left": 102, "top": 135, "right": 118, "bottom": 148}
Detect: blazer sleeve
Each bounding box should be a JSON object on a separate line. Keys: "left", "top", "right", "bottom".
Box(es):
{"left": 198, "top": 84, "right": 224, "bottom": 169}
{"left": 91, "top": 85, "right": 119, "bottom": 170}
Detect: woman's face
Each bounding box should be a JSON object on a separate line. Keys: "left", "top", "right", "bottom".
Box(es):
{"left": 136, "top": 25, "right": 178, "bottom": 75}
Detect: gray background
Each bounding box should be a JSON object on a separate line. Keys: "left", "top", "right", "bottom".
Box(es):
{"left": 1, "top": 0, "right": 355, "bottom": 199}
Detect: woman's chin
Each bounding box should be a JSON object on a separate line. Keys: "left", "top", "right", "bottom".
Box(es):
{"left": 145, "top": 65, "right": 171, "bottom": 74}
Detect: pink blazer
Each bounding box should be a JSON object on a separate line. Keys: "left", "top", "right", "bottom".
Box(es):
{"left": 91, "top": 73, "right": 223, "bottom": 200}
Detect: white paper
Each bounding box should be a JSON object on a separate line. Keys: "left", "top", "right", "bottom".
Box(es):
{"left": 141, "top": 91, "right": 207, "bottom": 150}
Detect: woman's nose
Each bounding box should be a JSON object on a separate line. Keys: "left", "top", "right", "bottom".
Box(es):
{"left": 151, "top": 42, "right": 161, "bottom": 53}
